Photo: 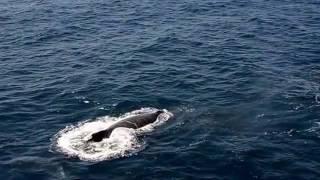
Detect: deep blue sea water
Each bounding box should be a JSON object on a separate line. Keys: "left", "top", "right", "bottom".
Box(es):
{"left": 1, "top": 0, "right": 320, "bottom": 179}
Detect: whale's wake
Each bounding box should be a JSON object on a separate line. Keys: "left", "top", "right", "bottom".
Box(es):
{"left": 51, "top": 108, "right": 173, "bottom": 162}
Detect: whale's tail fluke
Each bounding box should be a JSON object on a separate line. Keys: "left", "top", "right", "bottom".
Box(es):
{"left": 88, "top": 129, "right": 112, "bottom": 142}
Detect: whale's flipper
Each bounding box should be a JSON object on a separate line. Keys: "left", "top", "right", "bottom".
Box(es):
{"left": 88, "top": 129, "right": 112, "bottom": 142}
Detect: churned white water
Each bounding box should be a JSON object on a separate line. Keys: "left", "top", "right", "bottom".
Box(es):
{"left": 51, "top": 108, "right": 173, "bottom": 162}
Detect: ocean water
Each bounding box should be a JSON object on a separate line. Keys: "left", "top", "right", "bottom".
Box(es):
{"left": 1, "top": 0, "right": 320, "bottom": 179}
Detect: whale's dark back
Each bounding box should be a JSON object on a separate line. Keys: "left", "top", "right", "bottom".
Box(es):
{"left": 124, "top": 110, "right": 163, "bottom": 128}
{"left": 88, "top": 110, "right": 163, "bottom": 142}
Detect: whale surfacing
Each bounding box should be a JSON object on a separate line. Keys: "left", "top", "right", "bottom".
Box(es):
{"left": 88, "top": 110, "right": 164, "bottom": 142}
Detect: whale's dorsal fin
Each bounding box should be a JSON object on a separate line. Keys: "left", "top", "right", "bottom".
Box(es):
{"left": 156, "top": 110, "right": 164, "bottom": 115}
{"left": 88, "top": 129, "right": 112, "bottom": 142}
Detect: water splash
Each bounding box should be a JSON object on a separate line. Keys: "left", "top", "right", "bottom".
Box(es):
{"left": 51, "top": 108, "right": 173, "bottom": 162}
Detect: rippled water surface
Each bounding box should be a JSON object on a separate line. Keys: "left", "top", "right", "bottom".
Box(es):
{"left": 1, "top": 0, "right": 320, "bottom": 179}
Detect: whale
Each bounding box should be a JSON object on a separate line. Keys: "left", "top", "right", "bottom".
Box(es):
{"left": 88, "top": 110, "right": 164, "bottom": 142}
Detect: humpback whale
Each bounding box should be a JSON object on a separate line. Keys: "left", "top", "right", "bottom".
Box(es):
{"left": 88, "top": 110, "right": 164, "bottom": 142}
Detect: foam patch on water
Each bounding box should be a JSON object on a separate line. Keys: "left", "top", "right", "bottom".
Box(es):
{"left": 51, "top": 108, "right": 173, "bottom": 162}
{"left": 306, "top": 122, "right": 320, "bottom": 133}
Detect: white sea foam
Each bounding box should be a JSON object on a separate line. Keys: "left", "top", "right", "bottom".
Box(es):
{"left": 51, "top": 108, "right": 173, "bottom": 162}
